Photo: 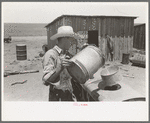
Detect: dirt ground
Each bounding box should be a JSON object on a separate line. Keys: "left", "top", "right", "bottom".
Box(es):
{"left": 3, "top": 36, "right": 146, "bottom": 101}
{"left": 3, "top": 36, "right": 49, "bottom": 101}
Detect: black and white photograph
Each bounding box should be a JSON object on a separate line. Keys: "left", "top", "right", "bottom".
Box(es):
{"left": 1, "top": 2, "right": 149, "bottom": 121}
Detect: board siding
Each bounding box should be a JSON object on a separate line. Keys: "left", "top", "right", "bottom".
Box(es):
{"left": 46, "top": 16, "right": 136, "bottom": 60}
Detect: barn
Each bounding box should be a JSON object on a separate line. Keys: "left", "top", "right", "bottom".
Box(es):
{"left": 45, "top": 15, "right": 137, "bottom": 61}
{"left": 133, "top": 23, "right": 145, "bottom": 50}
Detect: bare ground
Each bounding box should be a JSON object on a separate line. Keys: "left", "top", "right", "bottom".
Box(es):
{"left": 3, "top": 36, "right": 49, "bottom": 101}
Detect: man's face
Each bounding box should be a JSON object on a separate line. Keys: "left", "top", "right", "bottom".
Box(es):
{"left": 60, "top": 37, "right": 74, "bottom": 50}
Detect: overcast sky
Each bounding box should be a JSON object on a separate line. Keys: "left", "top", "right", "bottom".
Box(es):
{"left": 2, "top": 2, "right": 148, "bottom": 24}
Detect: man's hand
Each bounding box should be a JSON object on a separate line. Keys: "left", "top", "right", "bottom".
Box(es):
{"left": 60, "top": 54, "right": 74, "bottom": 67}
{"left": 61, "top": 59, "right": 74, "bottom": 67}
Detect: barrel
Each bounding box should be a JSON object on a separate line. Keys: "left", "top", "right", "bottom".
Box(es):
{"left": 16, "top": 44, "right": 27, "bottom": 60}
{"left": 122, "top": 53, "right": 130, "bottom": 64}
{"left": 67, "top": 45, "right": 105, "bottom": 84}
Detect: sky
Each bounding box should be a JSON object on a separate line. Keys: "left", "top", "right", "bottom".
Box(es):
{"left": 2, "top": 2, "right": 148, "bottom": 24}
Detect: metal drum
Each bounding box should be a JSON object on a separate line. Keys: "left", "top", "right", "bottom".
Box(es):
{"left": 67, "top": 45, "right": 105, "bottom": 84}
{"left": 122, "top": 53, "right": 130, "bottom": 64}
{"left": 16, "top": 44, "right": 27, "bottom": 60}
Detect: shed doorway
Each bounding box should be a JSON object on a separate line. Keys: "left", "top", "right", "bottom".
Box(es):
{"left": 88, "top": 30, "right": 98, "bottom": 47}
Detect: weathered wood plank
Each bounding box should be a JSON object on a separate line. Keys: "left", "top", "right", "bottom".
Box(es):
{"left": 73, "top": 17, "right": 77, "bottom": 33}
{"left": 140, "top": 26, "right": 143, "bottom": 49}
{"left": 71, "top": 17, "right": 75, "bottom": 32}
{"left": 117, "top": 18, "right": 121, "bottom": 60}
{"left": 86, "top": 17, "right": 89, "bottom": 31}
{"left": 66, "top": 16, "right": 71, "bottom": 26}
{"left": 89, "top": 17, "right": 93, "bottom": 31}
{"left": 96, "top": 18, "right": 99, "bottom": 31}
{"left": 125, "top": 18, "right": 128, "bottom": 37}
{"left": 64, "top": 16, "right": 67, "bottom": 26}
{"left": 103, "top": 18, "right": 106, "bottom": 37}
{"left": 78, "top": 17, "right": 82, "bottom": 31}
{"left": 75, "top": 17, "right": 79, "bottom": 32}
{"left": 113, "top": 36, "right": 116, "bottom": 60}
{"left": 114, "top": 36, "right": 116, "bottom": 60}
{"left": 119, "top": 36, "right": 122, "bottom": 61}
{"left": 115, "top": 36, "right": 117, "bottom": 60}
{"left": 122, "top": 36, "right": 124, "bottom": 54}
{"left": 108, "top": 18, "right": 112, "bottom": 38}
{"left": 138, "top": 26, "right": 140, "bottom": 49}
{"left": 60, "top": 18, "right": 63, "bottom": 26}
{"left": 131, "top": 19, "right": 134, "bottom": 51}
{"left": 102, "top": 38, "right": 105, "bottom": 59}
{"left": 109, "top": 18, "right": 112, "bottom": 36}
{"left": 118, "top": 18, "right": 121, "bottom": 37}
{"left": 117, "top": 36, "right": 120, "bottom": 60}
{"left": 113, "top": 18, "right": 116, "bottom": 38}
{"left": 101, "top": 18, "right": 104, "bottom": 58}
{"left": 138, "top": 26, "right": 141, "bottom": 49}
{"left": 91, "top": 18, "right": 94, "bottom": 30}
{"left": 125, "top": 37, "right": 128, "bottom": 53}
{"left": 141, "top": 26, "right": 144, "bottom": 49}
{"left": 128, "top": 36, "right": 130, "bottom": 54}
{"left": 122, "top": 36, "right": 124, "bottom": 60}
{"left": 131, "top": 19, "right": 134, "bottom": 37}
{"left": 142, "top": 25, "right": 145, "bottom": 49}
{"left": 128, "top": 19, "right": 132, "bottom": 53}
{"left": 76, "top": 17, "right": 80, "bottom": 33}
{"left": 134, "top": 27, "right": 137, "bottom": 48}
{"left": 103, "top": 18, "right": 107, "bottom": 60}
{"left": 106, "top": 18, "right": 109, "bottom": 36}
{"left": 113, "top": 18, "right": 116, "bottom": 37}
{"left": 91, "top": 18, "right": 97, "bottom": 30}
{"left": 126, "top": 19, "right": 129, "bottom": 53}
{"left": 82, "top": 17, "right": 87, "bottom": 31}
{"left": 114, "top": 18, "right": 119, "bottom": 60}
{"left": 98, "top": 18, "right": 102, "bottom": 50}
{"left": 80, "top": 18, "right": 84, "bottom": 31}
{"left": 110, "top": 18, "right": 113, "bottom": 37}
{"left": 99, "top": 18, "right": 102, "bottom": 37}
{"left": 123, "top": 18, "right": 126, "bottom": 53}
{"left": 129, "top": 36, "right": 133, "bottom": 56}
{"left": 128, "top": 18, "right": 131, "bottom": 37}
{"left": 124, "top": 19, "right": 127, "bottom": 53}
{"left": 131, "top": 36, "right": 133, "bottom": 52}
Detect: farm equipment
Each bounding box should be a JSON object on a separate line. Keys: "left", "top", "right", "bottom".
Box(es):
{"left": 4, "top": 36, "right": 12, "bottom": 43}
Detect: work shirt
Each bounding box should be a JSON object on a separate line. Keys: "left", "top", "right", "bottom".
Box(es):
{"left": 42, "top": 45, "right": 73, "bottom": 93}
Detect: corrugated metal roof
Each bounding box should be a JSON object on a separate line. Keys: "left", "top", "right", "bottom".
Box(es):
{"left": 45, "top": 14, "right": 137, "bottom": 28}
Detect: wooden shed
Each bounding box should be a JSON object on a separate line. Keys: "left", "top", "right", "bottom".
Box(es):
{"left": 133, "top": 23, "right": 145, "bottom": 50}
{"left": 45, "top": 15, "right": 137, "bottom": 61}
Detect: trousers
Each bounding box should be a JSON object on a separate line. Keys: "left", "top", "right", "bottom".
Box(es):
{"left": 49, "top": 83, "right": 76, "bottom": 101}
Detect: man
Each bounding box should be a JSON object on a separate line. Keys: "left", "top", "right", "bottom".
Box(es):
{"left": 106, "top": 34, "right": 114, "bottom": 61}
{"left": 42, "top": 26, "right": 80, "bottom": 101}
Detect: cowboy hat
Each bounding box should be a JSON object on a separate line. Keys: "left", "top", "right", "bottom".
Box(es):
{"left": 50, "top": 26, "right": 78, "bottom": 40}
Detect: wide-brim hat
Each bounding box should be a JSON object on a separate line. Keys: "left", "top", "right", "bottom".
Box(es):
{"left": 50, "top": 26, "right": 79, "bottom": 40}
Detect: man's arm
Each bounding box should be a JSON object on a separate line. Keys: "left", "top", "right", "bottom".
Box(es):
{"left": 42, "top": 52, "right": 63, "bottom": 85}
{"left": 43, "top": 64, "right": 63, "bottom": 84}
